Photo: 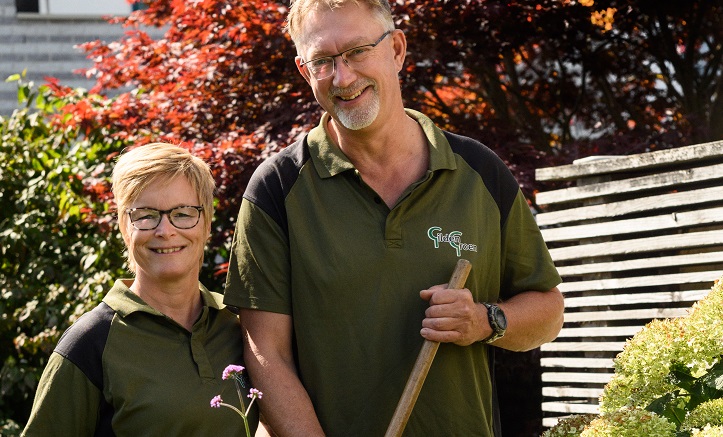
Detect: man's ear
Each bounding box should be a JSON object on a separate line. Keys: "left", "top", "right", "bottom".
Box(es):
{"left": 295, "top": 56, "right": 313, "bottom": 85}
{"left": 391, "top": 29, "right": 407, "bottom": 72}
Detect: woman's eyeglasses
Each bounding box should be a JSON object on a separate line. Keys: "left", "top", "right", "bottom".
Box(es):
{"left": 127, "top": 206, "right": 204, "bottom": 230}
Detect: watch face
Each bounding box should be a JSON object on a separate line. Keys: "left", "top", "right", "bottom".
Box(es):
{"left": 495, "top": 310, "right": 507, "bottom": 330}
{"left": 493, "top": 306, "right": 507, "bottom": 330}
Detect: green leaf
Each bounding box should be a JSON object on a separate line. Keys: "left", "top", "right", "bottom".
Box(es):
{"left": 17, "top": 85, "right": 28, "bottom": 105}
{"left": 699, "top": 359, "right": 723, "bottom": 398}
{"left": 646, "top": 391, "right": 687, "bottom": 427}
{"left": 668, "top": 362, "right": 697, "bottom": 393}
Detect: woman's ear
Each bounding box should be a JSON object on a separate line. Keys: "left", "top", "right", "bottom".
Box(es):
{"left": 119, "top": 218, "right": 131, "bottom": 246}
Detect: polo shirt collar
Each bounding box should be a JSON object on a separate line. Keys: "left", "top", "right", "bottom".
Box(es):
{"left": 306, "top": 108, "right": 458, "bottom": 179}
{"left": 103, "top": 279, "right": 224, "bottom": 318}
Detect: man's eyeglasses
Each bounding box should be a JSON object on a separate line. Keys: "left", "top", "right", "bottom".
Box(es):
{"left": 127, "top": 206, "right": 204, "bottom": 230}
{"left": 300, "top": 30, "right": 393, "bottom": 80}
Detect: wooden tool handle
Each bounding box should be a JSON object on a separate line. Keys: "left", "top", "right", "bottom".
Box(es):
{"left": 384, "top": 259, "right": 472, "bottom": 437}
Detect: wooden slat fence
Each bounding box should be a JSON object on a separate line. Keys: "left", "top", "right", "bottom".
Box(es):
{"left": 534, "top": 140, "right": 723, "bottom": 428}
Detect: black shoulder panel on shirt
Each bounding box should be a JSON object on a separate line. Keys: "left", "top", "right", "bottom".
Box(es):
{"left": 443, "top": 131, "right": 520, "bottom": 227}
{"left": 54, "top": 302, "right": 115, "bottom": 391}
{"left": 243, "top": 136, "right": 310, "bottom": 235}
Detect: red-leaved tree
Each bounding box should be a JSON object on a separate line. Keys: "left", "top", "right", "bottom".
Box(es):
{"left": 47, "top": 0, "right": 317, "bottom": 276}
{"left": 52, "top": 0, "right": 722, "bottom": 222}
{"left": 396, "top": 0, "right": 722, "bottom": 196}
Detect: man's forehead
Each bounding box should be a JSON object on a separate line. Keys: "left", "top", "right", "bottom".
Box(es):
{"left": 297, "top": 6, "right": 384, "bottom": 53}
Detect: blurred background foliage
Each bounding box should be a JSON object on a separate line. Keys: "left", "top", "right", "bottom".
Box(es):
{"left": 1, "top": 0, "right": 721, "bottom": 434}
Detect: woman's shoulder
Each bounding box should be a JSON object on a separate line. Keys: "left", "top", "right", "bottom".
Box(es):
{"left": 53, "top": 302, "right": 116, "bottom": 389}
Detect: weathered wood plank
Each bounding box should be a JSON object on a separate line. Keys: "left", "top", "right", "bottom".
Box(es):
{"left": 542, "top": 373, "right": 614, "bottom": 384}
{"left": 563, "top": 307, "right": 690, "bottom": 323}
{"left": 543, "top": 417, "right": 586, "bottom": 428}
{"left": 542, "top": 387, "right": 605, "bottom": 398}
{"left": 535, "top": 140, "right": 723, "bottom": 182}
{"left": 549, "top": 229, "right": 723, "bottom": 261}
{"left": 557, "top": 326, "right": 642, "bottom": 338}
{"left": 542, "top": 415, "right": 584, "bottom": 428}
{"left": 541, "top": 357, "right": 615, "bottom": 368}
{"left": 562, "top": 289, "right": 709, "bottom": 308}
{"left": 558, "top": 271, "right": 721, "bottom": 293}
{"left": 536, "top": 185, "right": 723, "bottom": 227}
{"left": 541, "top": 342, "right": 626, "bottom": 352}
{"left": 541, "top": 207, "right": 723, "bottom": 242}
{"left": 536, "top": 162, "right": 723, "bottom": 205}
{"left": 542, "top": 403, "right": 601, "bottom": 414}
{"left": 555, "top": 251, "right": 723, "bottom": 276}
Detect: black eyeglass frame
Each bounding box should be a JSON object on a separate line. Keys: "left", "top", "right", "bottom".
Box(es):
{"left": 299, "top": 30, "right": 393, "bottom": 80}
{"left": 126, "top": 206, "right": 204, "bottom": 230}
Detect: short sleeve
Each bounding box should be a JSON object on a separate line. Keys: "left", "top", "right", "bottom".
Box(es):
{"left": 223, "top": 199, "right": 292, "bottom": 314}
{"left": 500, "top": 190, "right": 562, "bottom": 300}
{"left": 22, "top": 353, "right": 101, "bottom": 437}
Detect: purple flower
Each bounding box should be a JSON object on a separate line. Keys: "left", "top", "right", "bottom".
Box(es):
{"left": 248, "top": 388, "right": 263, "bottom": 400}
{"left": 210, "top": 395, "right": 223, "bottom": 408}
{"left": 222, "top": 364, "right": 245, "bottom": 380}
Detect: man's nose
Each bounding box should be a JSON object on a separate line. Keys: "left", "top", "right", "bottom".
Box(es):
{"left": 332, "top": 55, "right": 356, "bottom": 86}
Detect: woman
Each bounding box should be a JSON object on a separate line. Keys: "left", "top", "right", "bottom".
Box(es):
{"left": 22, "top": 143, "right": 258, "bottom": 436}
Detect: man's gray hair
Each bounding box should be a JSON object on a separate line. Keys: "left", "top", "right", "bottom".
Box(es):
{"left": 286, "top": 0, "right": 395, "bottom": 53}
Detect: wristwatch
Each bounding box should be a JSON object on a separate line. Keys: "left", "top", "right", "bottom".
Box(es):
{"left": 481, "top": 303, "right": 507, "bottom": 344}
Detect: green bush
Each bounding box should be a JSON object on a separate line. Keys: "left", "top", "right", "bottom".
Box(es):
{"left": 0, "top": 75, "right": 127, "bottom": 432}
{"left": 544, "top": 276, "right": 723, "bottom": 437}
{"left": 580, "top": 408, "right": 677, "bottom": 437}
{"left": 683, "top": 399, "right": 723, "bottom": 432}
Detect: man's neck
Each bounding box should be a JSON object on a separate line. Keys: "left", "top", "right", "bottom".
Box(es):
{"left": 326, "top": 111, "right": 429, "bottom": 208}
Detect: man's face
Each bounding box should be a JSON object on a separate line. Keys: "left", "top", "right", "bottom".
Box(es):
{"left": 295, "top": 3, "right": 403, "bottom": 132}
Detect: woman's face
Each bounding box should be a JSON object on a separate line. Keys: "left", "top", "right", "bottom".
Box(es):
{"left": 121, "top": 175, "right": 209, "bottom": 286}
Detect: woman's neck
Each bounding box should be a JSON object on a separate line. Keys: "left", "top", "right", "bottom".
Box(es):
{"left": 129, "top": 276, "right": 203, "bottom": 331}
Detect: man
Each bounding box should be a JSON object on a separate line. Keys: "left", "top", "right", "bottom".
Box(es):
{"left": 224, "top": 1, "right": 564, "bottom": 435}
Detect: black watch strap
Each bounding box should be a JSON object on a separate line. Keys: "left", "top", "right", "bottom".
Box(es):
{"left": 481, "top": 303, "right": 507, "bottom": 344}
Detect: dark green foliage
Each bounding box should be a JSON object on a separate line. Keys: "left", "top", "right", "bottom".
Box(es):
{"left": 0, "top": 76, "right": 127, "bottom": 433}
{"left": 646, "top": 359, "right": 723, "bottom": 431}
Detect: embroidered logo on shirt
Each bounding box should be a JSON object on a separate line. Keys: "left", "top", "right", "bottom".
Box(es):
{"left": 427, "top": 226, "right": 478, "bottom": 256}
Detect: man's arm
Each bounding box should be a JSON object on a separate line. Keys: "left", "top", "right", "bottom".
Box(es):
{"left": 420, "top": 286, "right": 564, "bottom": 351}
{"left": 240, "top": 309, "right": 325, "bottom": 436}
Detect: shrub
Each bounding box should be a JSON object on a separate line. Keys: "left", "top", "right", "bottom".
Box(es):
{"left": 579, "top": 408, "right": 676, "bottom": 437}
{"left": 0, "top": 75, "right": 127, "bottom": 432}
{"left": 682, "top": 399, "right": 723, "bottom": 432}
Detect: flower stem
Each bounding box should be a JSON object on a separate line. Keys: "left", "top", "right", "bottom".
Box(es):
{"left": 218, "top": 402, "right": 244, "bottom": 417}
{"left": 242, "top": 415, "right": 251, "bottom": 437}
{"left": 244, "top": 396, "right": 257, "bottom": 417}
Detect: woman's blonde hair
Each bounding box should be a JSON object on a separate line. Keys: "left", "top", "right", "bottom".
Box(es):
{"left": 285, "top": 0, "right": 394, "bottom": 52}
{"left": 112, "top": 143, "right": 215, "bottom": 272}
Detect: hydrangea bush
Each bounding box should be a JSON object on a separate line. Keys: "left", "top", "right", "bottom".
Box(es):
{"left": 579, "top": 408, "right": 677, "bottom": 436}
{"left": 544, "top": 276, "right": 723, "bottom": 437}
{"left": 682, "top": 399, "right": 723, "bottom": 432}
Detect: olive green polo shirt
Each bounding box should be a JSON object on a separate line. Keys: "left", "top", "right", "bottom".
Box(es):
{"left": 23, "top": 280, "right": 258, "bottom": 437}
{"left": 225, "top": 109, "right": 561, "bottom": 436}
